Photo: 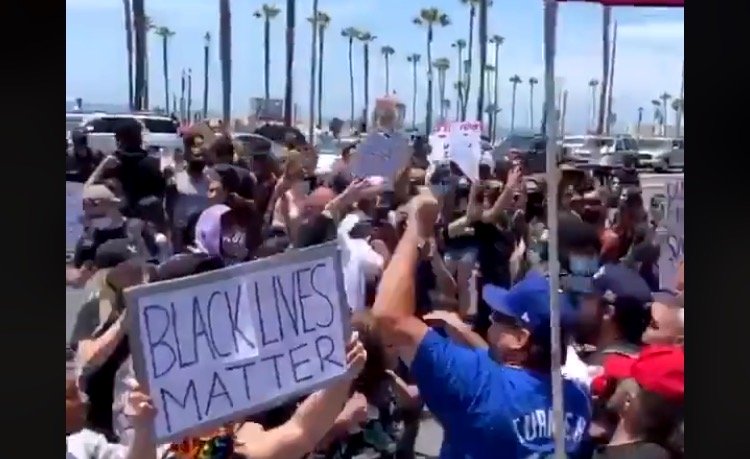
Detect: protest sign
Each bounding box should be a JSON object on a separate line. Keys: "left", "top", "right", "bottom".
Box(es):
{"left": 658, "top": 178, "right": 684, "bottom": 289}
{"left": 66, "top": 181, "right": 84, "bottom": 257}
{"left": 427, "top": 121, "right": 482, "bottom": 181}
{"left": 351, "top": 131, "right": 410, "bottom": 188}
{"left": 126, "top": 243, "right": 350, "bottom": 443}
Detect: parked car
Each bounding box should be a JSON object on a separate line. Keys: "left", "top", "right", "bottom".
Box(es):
{"left": 76, "top": 113, "right": 182, "bottom": 158}
{"left": 636, "top": 137, "right": 684, "bottom": 172}
{"left": 492, "top": 133, "right": 560, "bottom": 173}
{"left": 562, "top": 134, "right": 637, "bottom": 167}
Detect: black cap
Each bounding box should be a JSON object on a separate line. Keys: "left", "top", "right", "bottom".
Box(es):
{"left": 592, "top": 263, "right": 653, "bottom": 305}
{"left": 94, "top": 238, "right": 140, "bottom": 269}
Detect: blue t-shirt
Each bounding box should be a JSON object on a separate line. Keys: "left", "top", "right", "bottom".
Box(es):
{"left": 411, "top": 329, "right": 592, "bottom": 459}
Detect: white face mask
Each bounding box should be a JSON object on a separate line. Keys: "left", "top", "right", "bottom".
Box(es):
{"left": 90, "top": 217, "right": 114, "bottom": 230}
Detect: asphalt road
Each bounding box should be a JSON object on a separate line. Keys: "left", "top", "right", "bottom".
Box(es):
{"left": 64, "top": 172, "right": 682, "bottom": 457}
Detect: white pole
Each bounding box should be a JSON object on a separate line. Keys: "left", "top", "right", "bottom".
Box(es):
{"left": 542, "top": 1, "right": 565, "bottom": 458}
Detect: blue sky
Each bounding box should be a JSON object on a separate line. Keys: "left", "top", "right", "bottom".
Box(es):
{"left": 66, "top": 0, "right": 683, "bottom": 132}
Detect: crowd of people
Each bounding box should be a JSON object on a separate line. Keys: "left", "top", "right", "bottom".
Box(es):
{"left": 65, "top": 105, "right": 684, "bottom": 459}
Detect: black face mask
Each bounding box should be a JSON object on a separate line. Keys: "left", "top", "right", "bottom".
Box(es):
{"left": 188, "top": 159, "right": 206, "bottom": 174}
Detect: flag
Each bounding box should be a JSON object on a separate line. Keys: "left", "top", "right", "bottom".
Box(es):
{"left": 557, "top": 0, "right": 684, "bottom": 6}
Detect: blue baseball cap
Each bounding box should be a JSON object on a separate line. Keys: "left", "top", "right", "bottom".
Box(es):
{"left": 592, "top": 263, "right": 652, "bottom": 305}
{"left": 483, "top": 272, "right": 577, "bottom": 337}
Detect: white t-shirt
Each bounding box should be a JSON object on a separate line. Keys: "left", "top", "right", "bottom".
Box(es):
{"left": 66, "top": 429, "right": 128, "bottom": 459}
{"left": 338, "top": 212, "right": 384, "bottom": 311}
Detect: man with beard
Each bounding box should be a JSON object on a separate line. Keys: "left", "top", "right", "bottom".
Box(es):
{"left": 165, "top": 145, "right": 211, "bottom": 252}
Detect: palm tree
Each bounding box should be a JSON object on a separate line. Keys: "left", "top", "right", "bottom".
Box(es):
{"left": 637, "top": 106, "right": 644, "bottom": 135}
{"left": 433, "top": 58, "right": 451, "bottom": 121}
{"left": 144, "top": 16, "right": 156, "bottom": 109}
{"left": 588, "top": 79, "right": 599, "bottom": 130}
{"left": 187, "top": 68, "right": 193, "bottom": 121}
{"left": 219, "top": 0, "right": 232, "bottom": 125}
{"left": 475, "top": 0, "right": 489, "bottom": 122}
{"left": 202, "top": 32, "right": 211, "bottom": 119}
{"left": 489, "top": 35, "right": 504, "bottom": 138}
{"left": 180, "top": 69, "right": 186, "bottom": 121}
{"left": 122, "top": 0, "right": 134, "bottom": 110}
{"left": 672, "top": 98, "right": 683, "bottom": 137}
{"left": 254, "top": 4, "right": 282, "bottom": 103}
{"left": 676, "top": 59, "right": 684, "bottom": 137}
{"left": 509, "top": 74, "right": 522, "bottom": 132}
{"left": 651, "top": 99, "right": 662, "bottom": 132}
{"left": 341, "top": 27, "right": 361, "bottom": 128}
{"left": 414, "top": 7, "right": 451, "bottom": 133}
{"left": 483, "top": 64, "right": 494, "bottom": 130}
{"left": 283, "top": 0, "right": 296, "bottom": 127}
{"left": 528, "top": 77, "right": 538, "bottom": 130}
{"left": 307, "top": 0, "right": 320, "bottom": 142}
{"left": 357, "top": 31, "right": 377, "bottom": 127}
{"left": 308, "top": 11, "right": 330, "bottom": 129}
{"left": 453, "top": 81, "right": 464, "bottom": 120}
{"left": 381, "top": 46, "right": 395, "bottom": 95}
{"left": 132, "top": 0, "right": 146, "bottom": 110}
{"left": 659, "top": 92, "right": 672, "bottom": 136}
{"left": 406, "top": 53, "right": 421, "bottom": 130}
{"left": 154, "top": 27, "right": 175, "bottom": 113}
{"left": 597, "top": 6, "right": 612, "bottom": 134}
{"left": 451, "top": 39, "right": 467, "bottom": 120}
{"left": 459, "top": 0, "right": 481, "bottom": 120}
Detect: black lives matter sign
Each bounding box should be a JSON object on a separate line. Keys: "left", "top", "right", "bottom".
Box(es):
{"left": 125, "top": 243, "right": 350, "bottom": 443}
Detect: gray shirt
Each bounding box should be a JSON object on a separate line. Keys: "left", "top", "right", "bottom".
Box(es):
{"left": 172, "top": 171, "right": 210, "bottom": 229}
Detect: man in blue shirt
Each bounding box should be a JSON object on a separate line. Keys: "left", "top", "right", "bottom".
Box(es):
{"left": 372, "top": 193, "right": 591, "bottom": 458}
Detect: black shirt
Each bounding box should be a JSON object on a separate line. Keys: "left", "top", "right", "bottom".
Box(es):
{"left": 592, "top": 442, "right": 673, "bottom": 459}
{"left": 112, "top": 151, "right": 166, "bottom": 216}
{"left": 73, "top": 219, "right": 158, "bottom": 268}
{"left": 473, "top": 221, "right": 514, "bottom": 287}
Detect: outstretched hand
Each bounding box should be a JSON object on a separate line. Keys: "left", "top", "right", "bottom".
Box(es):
{"left": 407, "top": 192, "right": 440, "bottom": 238}
{"left": 345, "top": 331, "right": 368, "bottom": 380}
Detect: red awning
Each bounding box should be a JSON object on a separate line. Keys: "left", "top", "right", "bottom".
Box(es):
{"left": 557, "top": 0, "right": 684, "bottom": 6}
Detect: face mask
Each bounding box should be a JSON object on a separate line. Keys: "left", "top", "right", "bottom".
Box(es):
{"left": 90, "top": 217, "right": 115, "bottom": 230}
{"left": 221, "top": 231, "right": 248, "bottom": 264}
{"left": 569, "top": 255, "right": 600, "bottom": 276}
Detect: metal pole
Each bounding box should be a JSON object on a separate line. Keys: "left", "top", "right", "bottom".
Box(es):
{"left": 543, "top": 1, "right": 565, "bottom": 457}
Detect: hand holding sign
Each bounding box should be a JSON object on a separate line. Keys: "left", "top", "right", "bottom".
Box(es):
{"left": 345, "top": 331, "right": 367, "bottom": 380}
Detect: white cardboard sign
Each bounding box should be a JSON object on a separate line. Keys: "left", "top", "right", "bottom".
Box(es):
{"left": 126, "top": 243, "right": 350, "bottom": 442}
{"left": 428, "top": 121, "right": 482, "bottom": 181}
{"left": 658, "top": 178, "right": 684, "bottom": 289}
{"left": 351, "top": 131, "right": 410, "bottom": 188}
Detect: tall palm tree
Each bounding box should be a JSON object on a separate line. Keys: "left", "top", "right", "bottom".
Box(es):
{"left": 180, "top": 69, "right": 186, "bottom": 121}
{"left": 187, "top": 68, "right": 193, "bottom": 121}
{"left": 433, "top": 58, "right": 451, "bottom": 121}
{"left": 314, "top": 12, "right": 330, "bottom": 128}
{"left": 154, "top": 27, "right": 175, "bottom": 113}
{"left": 357, "top": 31, "right": 376, "bottom": 127}
{"left": 636, "top": 106, "right": 644, "bottom": 135}
{"left": 219, "top": 0, "right": 232, "bottom": 125}
{"left": 414, "top": 7, "right": 451, "bottom": 133}
{"left": 475, "top": 0, "right": 489, "bottom": 122}
{"left": 202, "top": 32, "right": 211, "bottom": 119}
{"left": 283, "top": 0, "right": 296, "bottom": 127}
{"left": 381, "top": 46, "right": 395, "bottom": 95}
{"left": 597, "top": 6, "right": 612, "bottom": 134}
{"left": 489, "top": 35, "right": 503, "bottom": 138}
{"left": 132, "top": 0, "right": 146, "bottom": 110}
{"left": 341, "top": 27, "right": 360, "bottom": 128}
{"left": 144, "top": 16, "right": 156, "bottom": 109}
{"left": 254, "top": 4, "right": 282, "bottom": 103}
{"left": 672, "top": 97, "right": 683, "bottom": 137}
{"left": 122, "top": 0, "right": 134, "bottom": 110}
{"left": 588, "top": 79, "right": 599, "bottom": 130}
{"left": 659, "top": 92, "right": 672, "bottom": 136}
{"left": 528, "top": 77, "right": 538, "bottom": 130}
{"left": 406, "top": 53, "right": 421, "bottom": 130}
{"left": 451, "top": 39, "right": 467, "bottom": 120}
{"left": 483, "top": 64, "right": 494, "bottom": 130}
{"left": 676, "top": 59, "right": 684, "bottom": 137}
{"left": 508, "top": 74, "right": 522, "bottom": 132}
{"left": 307, "top": 0, "right": 320, "bottom": 142}
{"left": 459, "top": 0, "right": 481, "bottom": 120}
{"left": 651, "top": 99, "right": 662, "bottom": 133}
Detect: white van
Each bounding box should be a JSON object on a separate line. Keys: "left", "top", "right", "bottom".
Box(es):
{"left": 78, "top": 113, "right": 182, "bottom": 157}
